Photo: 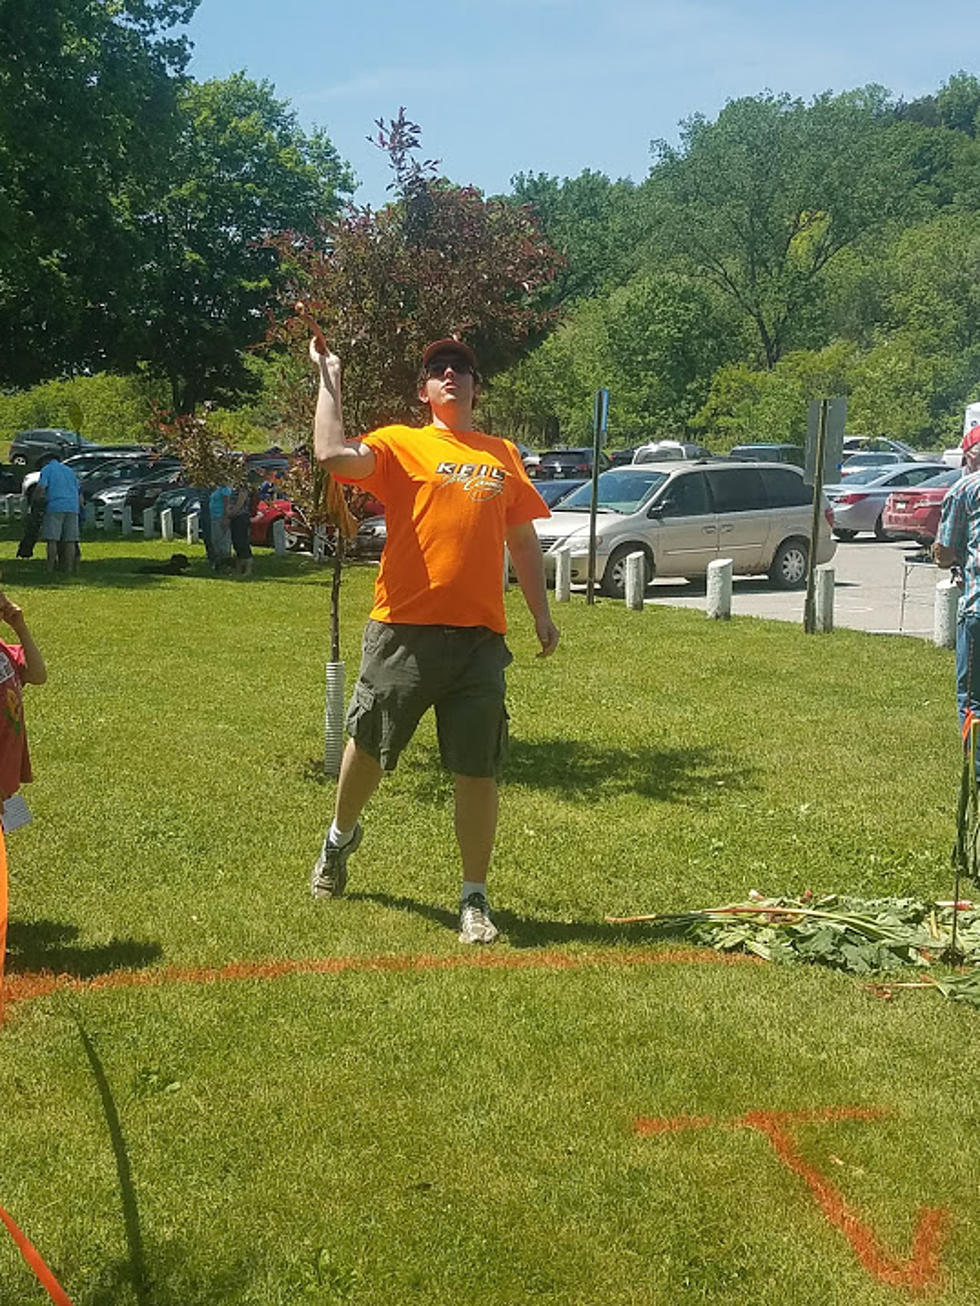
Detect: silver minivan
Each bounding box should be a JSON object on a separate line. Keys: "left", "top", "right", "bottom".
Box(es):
{"left": 533, "top": 460, "right": 836, "bottom": 598}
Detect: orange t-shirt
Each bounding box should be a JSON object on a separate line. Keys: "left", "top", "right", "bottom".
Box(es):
{"left": 337, "top": 424, "right": 549, "bottom": 633}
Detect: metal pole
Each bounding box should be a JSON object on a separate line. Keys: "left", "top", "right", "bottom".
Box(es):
{"left": 803, "top": 398, "right": 829, "bottom": 635}
{"left": 586, "top": 391, "right": 605, "bottom": 606}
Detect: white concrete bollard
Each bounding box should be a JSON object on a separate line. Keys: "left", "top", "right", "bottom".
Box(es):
{"left": 312, "top": 528, "right": 328, "bottom": 561}
{"left": 271, "top": 517, "right": 286, "bottom": 556}
{"left": 502, "top": 546, "right": 511, "bottom": 593}
{"left": 706, "top": 557, "right": 733, "bottom": 620}
{"left": 1, "top": 496, "right": 10, "bottom": 519}
{"left": 83, "top": 502, "right": 95, "bottom": 527}
{"left": 160, "top": 508, "right": 173, "bottom": 541}
{"left": 934, "top": 578, "right": 960, "bottom": 649}
{"left": 815, "top": 566, "right": 835, "bottom": 633}
{"left": 186, "top": 511, "right": 200, "bottom": 544}
{"left": 142, "top": 507, "right": 155, "bottom": 538}
{"left": 16, "top": 495, "right": 26, "bottom": 519}
{"left": 555, "top": 549, "right": 571, "bottom": 602}
{"left": 120, "top": 506, "right": 132, "bottom": 536}
{"left": 625, "top": 551, "right": 646, "bottom": 610}
{"left": 101, "top": 504, "right": 115, "bottom": 533}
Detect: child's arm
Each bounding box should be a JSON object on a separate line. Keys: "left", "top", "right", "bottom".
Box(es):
{"left": 0, "top": 592, "right": 47, "bottom": 685}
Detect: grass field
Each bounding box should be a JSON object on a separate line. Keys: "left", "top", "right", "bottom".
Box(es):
{"left": 0, "top": 528, "right": 976, "bottom": 1305}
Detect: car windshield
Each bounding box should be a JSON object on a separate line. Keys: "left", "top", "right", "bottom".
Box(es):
{"left": 552, "top": 468, "right": 669, "bottom": 513}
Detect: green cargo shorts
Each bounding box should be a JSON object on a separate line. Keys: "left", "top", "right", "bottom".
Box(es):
{"left": 346, "top": 620, "right": 513, "bottom": 776}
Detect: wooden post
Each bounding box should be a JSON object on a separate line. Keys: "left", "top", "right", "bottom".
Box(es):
{"left": 186, "top": 511, "right": 200, "bottom": 544}
{"left": 120, "top": 506, "right": 132, "bottom": 536}
{"left": 142, "top": 508, "right": 155, "bottom": 538}
{"left": 935, "top": 578, "right": 960, "bottom": 649}
{"left": 160, "top": 508, "right": 173, "bottom": 541}
{"left": 815, "top": 567, "right": 835, "bottom": 633}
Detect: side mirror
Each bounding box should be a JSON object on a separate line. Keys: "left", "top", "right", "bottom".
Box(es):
{"left": 647, "top": 501, "right": 666, "bottom": 519}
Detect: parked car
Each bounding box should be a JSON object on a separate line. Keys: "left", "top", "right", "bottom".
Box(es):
{"left": 250, "top": 496, "right": 311, "bottom": 549}
{"left": 91, "top": 464, "right": 185, "bottom": 521}
{"left": 154, "top": 486, "right": 203, "bottom": 532}
{"left": 533, "top": 447, "right": 611, "bottom": 480}
{"left": 607, "top": 446, "right": 639, "bottom": 467}
{"left": 350, "top": 514, "right": 386, "bottom": 560}
{"left": 535, "top": 478, "right": 587, "bottom": 508}
{"left": 842, "top": 436, "right": 930, "bottom": 461}
{"left": 880, "top": 468, "right": 961, "bottom": 544}
{"left": 839, "top": 451, "right": 916, "bottom": 476}
{"left": 632, "top": 440, "right": 713, "bottom": 463}
{"left": 8, "top": 428, "right": 95, "bottom": 469}
{"left": 534, "top": 461, "right": 835, "bottom": 597}
{"left": 824, "top": 463, "right": 947, "bottom": 540}
{"left": 728, "top": 443, "right": 804, "bottom": 467}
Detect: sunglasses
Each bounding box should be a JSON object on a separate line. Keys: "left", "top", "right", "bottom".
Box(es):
{"left": 424, "top": 355, "right": 473, "bottom": 378}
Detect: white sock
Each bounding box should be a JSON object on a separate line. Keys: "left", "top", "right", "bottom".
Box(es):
{"left": 461, "top": 880, "right": 489, "bottom": 904}
{"left": 328, "top": 820, "right": 355, "bottom": 848}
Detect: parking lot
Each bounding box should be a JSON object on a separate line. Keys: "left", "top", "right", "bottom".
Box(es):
{"left": 642, "top": 540, "right": 948, "bottom": 639}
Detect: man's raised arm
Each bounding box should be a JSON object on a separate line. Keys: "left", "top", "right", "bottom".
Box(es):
{"left": 311, "top": 339, "right": 376, "bottom": 480}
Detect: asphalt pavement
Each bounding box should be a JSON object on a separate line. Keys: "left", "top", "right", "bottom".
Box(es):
{"left": 641, "top": 540, "right": 948, "bottom": 639}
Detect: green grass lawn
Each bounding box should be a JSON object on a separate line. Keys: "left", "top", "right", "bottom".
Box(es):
{"left": 0, "top": 528, "right": 976, "bottom": 1304}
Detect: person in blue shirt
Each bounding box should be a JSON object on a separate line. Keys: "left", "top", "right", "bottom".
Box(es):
{"left": 37, "top": 455, "right": 82, "bottom": 574}
{"left": 935, "top": 424, "right": 980, "bottom": 774}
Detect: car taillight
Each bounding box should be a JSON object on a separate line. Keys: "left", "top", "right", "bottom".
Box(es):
{"left": 824, "top": 507, "right": 833, "bottom": 526}
{"left": 574, "top": 462, "right": 588, "bottom": 472}
{"left": 835, "top": 492, "right": 868, "bottom": 505}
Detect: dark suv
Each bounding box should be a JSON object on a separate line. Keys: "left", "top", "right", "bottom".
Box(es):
{"left": 8, "top": 428, "right": 96, "bottom": 470}
{"left": 8, "top": 428, "right": 94, "bottom": 470}
{"left": 535, "top": 448, "right": 611, "bottom": 480}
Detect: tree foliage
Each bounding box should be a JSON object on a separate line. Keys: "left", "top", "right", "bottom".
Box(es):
{"left": 643, "top": 89, "right": 940, "bottom": 368}
{"left": 130, "top": 74, "right": 353, "bottom": 412}
{"left": 0, "top": 0, "right": 198, "bottom": 383}
{"left": 268, "top": 110, "right": 562, "bottom": 437}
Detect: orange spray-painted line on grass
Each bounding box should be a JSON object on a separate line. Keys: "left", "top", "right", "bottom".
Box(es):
{"left": 2, "top": 945, "right": 760, "bottom": 1008}
{"left": 635, "top": 1106, "right": 950, "bottom": 1293}
{"left": 0, "top": 1203, "right": 74, "bottom": 1305}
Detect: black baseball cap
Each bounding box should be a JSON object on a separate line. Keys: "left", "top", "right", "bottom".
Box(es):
{"left": 421, "top": 338, "right": 478, "bottom": 370}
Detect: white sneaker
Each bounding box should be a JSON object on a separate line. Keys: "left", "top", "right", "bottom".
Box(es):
{"left": 458, "top": 892, "right": 499, "bottom": 945}
{"left": 310, "top": 822, "right": 362, "bottom": 899}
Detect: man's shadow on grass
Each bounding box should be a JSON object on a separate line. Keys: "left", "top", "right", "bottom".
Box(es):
{"left": 4, "top": 919, "right": 162, "bottom": 977}
{"left": 400, "top": 738, "right": 754, "bottom": 804}
{"left": 348, "top": 892, "right": 637, "bottom": 950}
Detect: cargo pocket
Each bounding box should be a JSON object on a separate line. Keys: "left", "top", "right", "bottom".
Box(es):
{"left": 345, "top": 681, "right": 381, "bottom": 759}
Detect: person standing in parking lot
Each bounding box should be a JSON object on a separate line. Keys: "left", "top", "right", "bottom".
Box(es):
{"left": 934, "top": 423, "right": 980, "bottom": 769}
{"left": 36, "top": 454, "right": 81, "bottom": 574}
{"left": 308, "top": 334, "right": 559, "bottom": 944}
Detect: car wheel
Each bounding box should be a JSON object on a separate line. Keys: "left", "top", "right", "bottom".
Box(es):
{"left": 769, "top": 538, "right": 808, "bottom": 590}
{"left": 283, "top": 527, "right": 306, "bottom": 552}
{"left": 600, "top": 543, "right": 654, "bottom": 599}
{"left": 10, "top": 455, "right": 26, "bottom": 466}
{"left": 873, "top": 513, "right": 887, "bottom": 541}
{"left": 833, "top": 528, "right": 857, "bottom": 541}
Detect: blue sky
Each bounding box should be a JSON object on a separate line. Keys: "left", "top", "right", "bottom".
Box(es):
{"left": 184, "top": 0, "right": 976, "bottom": 205}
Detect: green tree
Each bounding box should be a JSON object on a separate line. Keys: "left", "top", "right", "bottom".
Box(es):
{"left": 0, "top": 0, "right": 198, "bottom": 384}
{"left": 128, "top": 73, "right": 353, "bottom": 412}
{"left": 509, "top": 170, "right": 638, "bottom": 306}
{"left": 643, "top": 89, "right": 940, "bottom": 369}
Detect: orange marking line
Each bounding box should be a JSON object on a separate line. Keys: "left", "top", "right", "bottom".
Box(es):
{"left": 635, "top": 1107, "right": 950, "bottom": 1293}
{"left": 0, "top": 1203, "right": 74, "bottom": 1305}
{"left": 2, "top": 946, "right": 759, "bottom": 1007}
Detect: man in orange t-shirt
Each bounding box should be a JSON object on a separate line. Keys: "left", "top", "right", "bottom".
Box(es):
{"left": 308, "top": 335, "right": 559, "bottom": 943}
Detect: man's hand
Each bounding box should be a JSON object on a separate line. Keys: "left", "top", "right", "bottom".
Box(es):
{"left": 310, "top": 337, "right": 341, "bottom": 386}
{"left": 0, "top": 590, "right": 25, "bottom": 631}
{"left": 535, "top": 614, "right": 560, "bottom": 658}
